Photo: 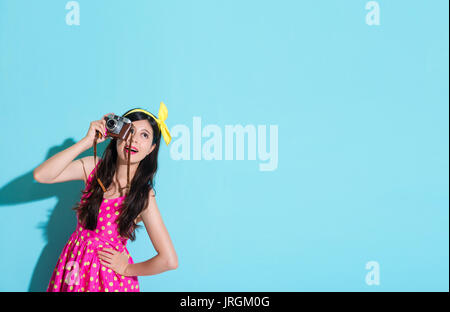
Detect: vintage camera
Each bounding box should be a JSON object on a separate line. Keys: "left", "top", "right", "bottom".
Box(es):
{"left": 103, "top": 114, "right": 132, "bottom": 140}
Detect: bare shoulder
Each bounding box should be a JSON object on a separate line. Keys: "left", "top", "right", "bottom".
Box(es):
{"left": 139, "top": 187, "right": 177, "bottom": 265}
{"left": 136, "top": 188, "right": 156, "bottom": 224}
{"left": 145, "top": 188, "right": 158, "bottom": 216}
{"left": 84, "top": 156, "right": 102, "bottom": 173}
{"left": 78, "top": 156, "right": 102, "bottom": 184}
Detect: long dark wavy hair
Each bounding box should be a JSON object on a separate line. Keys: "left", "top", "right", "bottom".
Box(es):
{"left": 72, "top": 108, "right": 162, "bottom": 241}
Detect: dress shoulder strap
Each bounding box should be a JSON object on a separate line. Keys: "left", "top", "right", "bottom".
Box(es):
{"left": 80, "top": 158, "right": 88, "bottom": 183}
{"left": 82, "top": 158, "right": 102, "bottom": 187}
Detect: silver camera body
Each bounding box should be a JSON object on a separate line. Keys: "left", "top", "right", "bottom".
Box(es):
{"left": 104, "top": 114, "right": 132, "bottom": 140}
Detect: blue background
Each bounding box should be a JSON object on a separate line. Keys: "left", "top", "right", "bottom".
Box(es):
{"left": 0, "top": 0, "right": 448, "bottom": 291}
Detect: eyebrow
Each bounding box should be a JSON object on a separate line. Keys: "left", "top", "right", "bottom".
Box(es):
{"left": 134, "top": 128, "right": 151, "bottom": 134}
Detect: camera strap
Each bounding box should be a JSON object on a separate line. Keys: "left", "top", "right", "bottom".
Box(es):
{"left": 93, "top": 128, "right": 134, "bottom": 195}
{"left": 125, "top": 127, "right": 133, "bottom": 192}
{"left": 93, "top": 131, "right": 107, "bottom": 193}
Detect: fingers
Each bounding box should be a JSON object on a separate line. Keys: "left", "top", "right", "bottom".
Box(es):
{"left": 98, "top": 251, "right": 113, "bottom": 261}
{"left": 99, "top": 259, "right": 112, "bottom": 269}
{"left": 96, "top": 120, "right": 106, "bottom": 131}
{"left": 97, "top": 248, "right": 118, "bottom": 270}
{"left": 96, "top": 114, "right": 110, "bottom": 136}
{"left": 102, "top": 113, "right": 114, "bottom": 125}
{"left": 98, "top": 248, "right": 114, "bottom": 255}
{"left": 101, "top": 119, "right": 107, "bottom": 136}
{"left": 93, "top": 121, "right": 107, "bottom": 139}
{"left": 98, "top": 248, "right": 116, "bottom": 257}
{"left": 94, "top": 129, "right": 105, "bottom": 141}
{"left": 102, "top": 248, "right": 117, "bottom": 254}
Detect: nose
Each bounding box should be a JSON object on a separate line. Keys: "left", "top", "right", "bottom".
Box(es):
{"left": 131, "top": 136, "right": 139, "bottom": 147}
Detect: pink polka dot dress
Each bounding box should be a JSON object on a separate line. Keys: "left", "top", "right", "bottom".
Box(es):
{"left": 47, "top": 160, "right": 140, "bottom": 292}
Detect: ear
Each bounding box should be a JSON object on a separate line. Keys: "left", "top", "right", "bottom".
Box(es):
{"left": 148, "top": 143, "right": 156, "bottom": 155}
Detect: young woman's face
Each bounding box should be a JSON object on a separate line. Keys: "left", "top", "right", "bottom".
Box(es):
{"left": 116, "top": 119, "right": 156, "bottom": 164}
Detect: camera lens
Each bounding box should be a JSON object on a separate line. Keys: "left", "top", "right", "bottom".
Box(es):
{"left": 106, "top": 119, "right": 117, "bottom": 130}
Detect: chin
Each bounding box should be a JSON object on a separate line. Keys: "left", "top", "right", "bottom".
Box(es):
{"left": 118, "top": 152, "right": 142, "bottom": 164}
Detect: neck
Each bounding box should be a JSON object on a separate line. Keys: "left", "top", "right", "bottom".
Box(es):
{"left": 115, "top": 158, "right": 139, "bottom": 186}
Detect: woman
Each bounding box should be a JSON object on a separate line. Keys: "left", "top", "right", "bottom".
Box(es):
{"left": 33, "top": 103, "right": 178, "bottom": 292}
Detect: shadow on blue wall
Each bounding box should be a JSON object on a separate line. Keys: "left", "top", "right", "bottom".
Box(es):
{"left": 0, "top": 138, "right": 106, "bottom": 292}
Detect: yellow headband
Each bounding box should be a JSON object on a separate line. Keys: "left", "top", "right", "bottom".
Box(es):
{"left": 123, "top": 102, "right": 172, "bottom": 145}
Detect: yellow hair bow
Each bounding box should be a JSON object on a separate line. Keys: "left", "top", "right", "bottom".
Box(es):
{"left": 123, "top": 102, "right": 172, "bottom": 145}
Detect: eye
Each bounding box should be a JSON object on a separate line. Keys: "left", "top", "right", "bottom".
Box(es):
{"left": 142, "top": 133, "right": 149, "bottom": 138}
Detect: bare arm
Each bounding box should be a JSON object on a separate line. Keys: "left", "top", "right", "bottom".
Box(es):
{"left": 33, "top": 113, "right": 112, "bottom": 184}
{"left": 124, "top": 189, "right": 178, "bottom": 276}
{"left": 33, "top": 139, "right": 91, "bottom": 184}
